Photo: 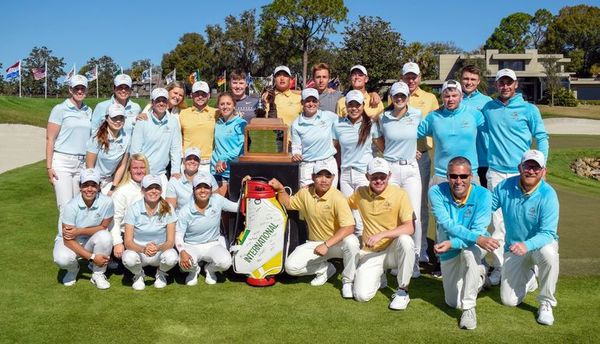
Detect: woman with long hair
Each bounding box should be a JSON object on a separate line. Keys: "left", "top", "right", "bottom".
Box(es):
{"left": 140, "top": 81, "right": 187, "bottom": 120}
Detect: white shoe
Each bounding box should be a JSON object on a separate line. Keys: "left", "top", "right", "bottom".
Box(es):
{"left": 204, "top": 265, "right": 218, "bottom": 285}
{"left": 62, "top": 267, "right": 79, "bottom": 286}
{"left": 154, "top": 270, "right": 168, "bottom": 288}
{"left": 379, "top": 273, "right": 388, "bottom": 289}
{"left": 310, "top": 263, "right": 335, "bottom": 286}
{"left": 341, "top": 283, "right": 353, "bottom": 299}
{"left": 390, "top": 268, "right": 398, "bottom": 277}
{"left": 537, "top": 302, "right": 554, "bottom": 326}
{"left": 389, "top": 288, "right": 410, "bottom": 310}
{"left": 489, "top": 268, "right": 501, "bottom": 286}
{"left": 90, "top": 272, "right": 111, "bottom": 290}
{"left": 460, "top": 308, "right": 477, "bottom": 330}
{"left": 412, "top": 263, "right": 421, "bottom": 278}
{"left": 186, "top": 266, "right": 201, "bottom": 286}
{"left": 132, "top": 271, "right": 146, "bottom": 291}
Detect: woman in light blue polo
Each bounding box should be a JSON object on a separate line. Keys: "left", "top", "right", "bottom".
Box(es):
{"left": 177, "top": 172, "right": 239, "bottom": 286}
{"left": 291, "top": 88, "right": 338, "bottom": 188}
{"left": 122, "top": 175, "right": 178, "bottom": 290}
{"left": 46, "top": 75, "right": 93, "bottom": 217}
{"left": 378, "top": 81, "right": 423, "bottom": 277}
{"left": 86, "top": 103, "right": 130, "bottom": 195}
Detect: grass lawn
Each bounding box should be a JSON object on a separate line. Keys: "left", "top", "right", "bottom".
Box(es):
{"left": 539, "top": 104, "right": 600, "bottom": 120}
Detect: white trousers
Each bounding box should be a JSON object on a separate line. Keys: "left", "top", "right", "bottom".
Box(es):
{"left": 299, "top": 156, "right": 338, "bottom": 188}
{"left": 339, "top": 167, "right": 369, "bottom": 236}
{"left": 389, "top": 160, "right": 422, "bottom": 259}
{"left": 179, "top": 240, "right": 232, "bottom": 273}
{"left": 122, "top": 248, "right": 178, "bottom": 274}
{"left": 501, "top": 241, "right": 559, "bottom": 307}
{"left": 486, "top": 169, "right": 519, "bottom": 269}
{"left": 52, "top": 152, "right": 85, "bottom": 215}
{"left": 353, "top": 235, "right": 415, "bottom": 302}
{"left": 441, "top": 245, "right": 487, "bottom": 310}
{"left": 285, "top": 235, "right": 360, "bottom": 284}
{"left": 417, "top": 153, "right": 431, "bottom": 258}
{"left": 53, "top": 230, "right": 113, "bottom": 273}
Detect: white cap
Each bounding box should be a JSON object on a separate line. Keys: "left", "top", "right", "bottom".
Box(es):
{"left": 273, "top": 65, "right": 291, "bottom": 76}
{"left": 345, "top": 90, "right": 365, "bottom": 104}
{"left": 141, "top": 175, "right": 162, "bottom": 189}
{"left": 192, "top": 81, "right": 210, "bottom": 94}
{"left": 367, "top": 157, "right": 390, "bottom": 175}
{"left": 184, "top": 147, "right": 201, "bottom": 160}
{"left": 193, "top": 171, "right": 214, "bottom": 188}
{"left": 441, "top": 79, "right": 462, "bottom": 94}
{"left": 151, "top": 88, "right": 169, "bottom": 101}
{"left": 80, "top": 168, "right": 100, "bottom": 184}
{"left": 69, "top": 75, "right": 88, "bottom": 88}
{"left": 350, "top": 65, "right": 368, "bottom": 76}
{"left": 520, "top": 150, "right": 546, "bottom": 168}
{"left": 402, "top": 62, "right": 420, "bottom": 76}
{"left": 313, "top": 160, "right": 336, "bottom": 175}
{"left": 496, "top": 68, "right": 517, "bottom": 81}
{"left": 390, "top": 81, "right": 409, "bottom": 97}
{"left": 301, "top": 88, "right": 319, "bottom": 101}
{"left": 106, "top": 103, "right": 126, "bottom": 118}
{"left": 114, "top": 74, "right": 132, "bottom": 88}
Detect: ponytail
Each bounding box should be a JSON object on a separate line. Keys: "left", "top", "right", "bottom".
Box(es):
{"left": 158, "top": 197, "right": 172, "bottom": 217}
{"left": 95, "top": 119, "right": 110, "bottom": 152}
{"left": 356, "top": 111, "right": 372, "bottom": 147}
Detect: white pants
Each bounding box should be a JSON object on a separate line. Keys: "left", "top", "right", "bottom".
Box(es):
{"left": 417, "top": 153, "right": 431, "bottom": 259}
{"left": 179, "top": 240, "right": 232, "bottom": 273}
{"left": 486, "top": 169, "right": 519, "bottom": 269}
{"left": 52, "top": 152, "right": 85, "bottom": 214}
{"left": 353, "top": 235, "right": 415, "bottom": 302}
{"left": 53, "top": 230, "right": 113, "bottom": 273}
{"left": 100, "top": 177, "right": 114, "bottom": 195}
{"left": 501, "top": 241, "right": 559, "bottom": 307}
{"left": 299, "top": 157, "right": 338, "bottom": 188}
{"left": 122, "top": 248, "right": 178, "bottom": 274}
{"left": 285, "top": 235, "right": 360, "bottom": 284}
{"left": 389, "top": 160, "right": 422, "bottom": 259}
{"left": 339, "top": 167, "right": 369, "bottom": 236}
{"left": 441, "top": 245, "right": 487, "bottom": 310}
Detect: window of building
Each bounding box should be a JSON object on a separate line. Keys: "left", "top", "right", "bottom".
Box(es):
{"left": 499, "top": 60, "right": 525, "bottom": 71}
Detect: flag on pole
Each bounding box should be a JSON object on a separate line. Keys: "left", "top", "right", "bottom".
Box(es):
{"left": 246, "top": 72, "right": 253, "bottom": 86}
{"left": 328, "top": 77, "right": 340, "bottom": 90}
{"left": 216, "top": 71, "right": 226, "bottom": 88}
{"left": 112, "top": 66, "right": 123, "bottom": 77}
{"left": 141, "top": 68, "right": 151, "bottom": 82}
{"left": 305, "top": 79, "right": 315, "bottom": 88}
{"left": 85, "top": 65, "right": 98, "bottom": 81}
{"left": 165, "top": 69, "right": 176, "bottom": 84}
{"left": 32, "top": 66, "right": 47, "bottom": 81}
{"left": 5, "top": 61, "right": 21, "bottom": 80}
{"left": 65, "top": 65, "right": 75, "bottom": 82}
{"left": 188, "top": 70, "right": 200, "bottom": 85}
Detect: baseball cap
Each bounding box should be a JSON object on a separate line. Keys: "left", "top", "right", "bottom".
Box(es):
{"left": 193, "top": 171, "right": 214, "bottom": 188}
{"left": 69, "top": 75, "right": 88, "bottom": 88}
{"left": 367, "top": 157, "right": 390, "bottom": 175}
{"left": 184, "top": 147, "right": 201, "bottom": 160}
{"left": 441, "top": 79, "right": 462, "bottom": 94}
{"left": 151, "top": 88, "right": 169, "bottom": 101}
{"left": 495, "top": 68, "right": 517, "bottom": 81}
{"left": 350, "top": 65, "right": 368, "bottom": 76}
{"left": 106, "top": 103, "right": 126, "bottom": 118}
{"left": 80, "top": 168, "right": 100, "bottom": 184}
{"left": 141, "top": 175, "right": 162, "bottom": 189}
{"left": 301, "top": 88, "right": 319, "bottom": 101}
{"left": 274, "top": 65, "right": 291, "bottom": 76}
{"left": 313, "top": 160, "right": 336, "bottom": 175}
{"left": 402, "top": 62, "right": 421, "bottom": 76}
{"left": 114, "top": 74, "right": 132, "bottom": 88}
{"left": 520, "top": 150, "right": 546, "bottom": 168}
{"left": 390, "top": 81, "right": 409, "bottom": 97}
{"left": 192, "top": 81, "right": 210, "bottom": 94}
{"left": 345, "top": 90, "right": 365, "bottom": 104}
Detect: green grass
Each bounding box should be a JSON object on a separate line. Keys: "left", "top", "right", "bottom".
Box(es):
{"left": 539, "top": 104, "right": 600, "bottom": 120}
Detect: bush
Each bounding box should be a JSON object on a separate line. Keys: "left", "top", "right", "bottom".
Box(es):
{"left": 578, "top": 100, "right": 600, "bottom": 105}
{"left": 540, "top": 87, "right": 578, "bottom": 107}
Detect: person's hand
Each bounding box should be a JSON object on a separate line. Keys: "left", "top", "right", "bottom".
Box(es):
{"left": 179, "top": 250, "right": 193, "bottom": 270}
{"left": 113, "top": 243, "right": 124, "bottom": 258}
{"left": 314, "top": 243, "right": 329, "bottom": 257}
{"left": 107, "top": 190, "right": 113, "bottom": 197}
{"left": 509, "top": 242, "right": 528, "bottom": 256}
{"left": 136, "top": 112, "right": 148, "bottom": 121}
{"left": 365, "top": 233, "right": 385, "bottom": 248}
{"left": 144, "top": 242, "right": 158, "bottom": 257}
{"left": 477, "top": 236, "right": 500, "bottom": 252}
{"left": 415, "top": 150, "right": 422, "bottom": 160}
{"left": 291, "top": 154, "right": 303, "bottom": 162}
{"left": 369, "top": 92, "right": 381, "bottom": 108}
{"left": 268, "top": 178, "right": 284, "bottom": 192}
{"left": 215, "top": 161, "right": 227, "bottom": 173}
{"left": 47, "top": 168, "right": 58, "bottom": 184}
{"left": 434, "top": 240, "right": 452, "bottom": 254}
{"left": 171, "top": 173, "right": 181, "bottom": 180}
{"left": 92, "top": 254, "right": 110, "bottom": 267}
{"left": 62, "top": 226, "right": 79, "bottom": 240}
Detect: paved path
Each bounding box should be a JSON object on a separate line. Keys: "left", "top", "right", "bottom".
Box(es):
{"left": 543, "top": 118, "right": 600, "bottom": 135}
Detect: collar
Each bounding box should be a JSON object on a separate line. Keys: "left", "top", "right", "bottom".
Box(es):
{"left": 218, "top": 114, "right": 241, "bottom": 125}
{"left": 191, "top": 197, "right": 214, "bottom": 215}
{"left": 441, "top": 103, "right": 465, "bottom": 116}
{"left": 341, "top": 116, "right": 362, "bottom": 126}
{"left": 309, "top": 185, "right": 335, "bottom": 201}
{"left": 110, "top": 95, "right": 131, "bottom": 109}
{"left": 452, "top": 184, "right": 473, "bottom": 207}
{"left": 150, "top": 109, "right": 170, "bottom": 125}
{"left": 140, "top": 201, "right": 159, "bottom": 215}
{"left": 367, "top": 184, "right": 392, "bottom": 199}
{"left": 77, "top": 194, "right": 99, "bottom": 210}
{"left": 298, "top": 110, "right": 323, "bottom": 125}
{"left": 64, "top": 98, "right": 89, "bottom": 112}
{"left": 276, "top": 89, "right": 293, "bottom": 97}
{"left": 411, "top": 87, "right": 425, "bottom": 97}
{"left": 192, "top": 105, "right": 211, "bottom": 113}
{"left": 107, "top": 128, "right": 125, "bottom": 141}
{"left": 464, "top": 90, "right": 481, "bottom": 99}
{"left": 496, "top": 93, "right": 523, "bottom": 106}
{"left": 519, "top": 179, "right": 543, "bottom": 196}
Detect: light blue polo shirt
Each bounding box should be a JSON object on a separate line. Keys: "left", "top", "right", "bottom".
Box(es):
{"left": 86, "top": 129, "right": 130, "bottom": 179}
{"left": 166, "top": 174, "right": 219, "bottom": 213}
{"left": 176, "top": 194, "right": 239, "bottom": 245}
{"left": 211, "top": 115, "right": 247, "bottom": 179}
{"left": 417, "top": 104, "right": 485, "bottom": 177}
{"left": 463, "top": 90, "right": 492, "bottom": 168}
{"left": 333, "top": 116, "right": 380, "bottom": 172}
{"left": 291, "top": 109, "right": 337, "bottom": 162}
{"left": 483, "top": 93, "right": 549, "bottom": 173}
{"left": 378, "top": 107, "right": 421, "bottom": 162}
{"left": 129, "top": 109, "right": 182, "bottom": 176}
{"left": 429, "top": 183, "right": 492, "bottom": 261}
{"left": 57, "top": 193, "right": 114, "bottom": 241}
{"left": 48, "top": 99, "right": 93, "bottom": 156}
{"left": 124, "top": 198, "right": 178, "bottom": 246}
{"left": 492, "top": 176, "right": 559, "bottom": 252}
{"left": 91, "top": 96, "right": 142, "bottom": 135}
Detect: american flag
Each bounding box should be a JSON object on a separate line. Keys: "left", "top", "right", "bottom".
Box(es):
{"left": 32, "top": 67, "right": 46, "bottom": 81}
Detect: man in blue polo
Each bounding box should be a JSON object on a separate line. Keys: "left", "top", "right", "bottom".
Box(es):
{"left": 483, "top": 68, "right": 549, "bottom": 286}
{"left": 91, "top": 74, "right": 141, "bottom": 135}
{"left": 492, "top": 150, "right": 559, "bottom": 326}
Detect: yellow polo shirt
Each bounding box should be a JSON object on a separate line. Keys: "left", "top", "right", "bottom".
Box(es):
{"left": 409, "top": 87, "right": 439, "bottom": 151}
{"left": 348, "top": 184, "right": 414, "bottom": 252}
{"left": 336, "top": 91, "right": 384, "bottom": 118}
{"left": 178, "top": 105, "right": 217, "bottom": 160}
{"left": 272, "top": 90, "right": 302, "bottom": 128}
{"left": 287, "top": 186, "right": 355, "bottom": 241}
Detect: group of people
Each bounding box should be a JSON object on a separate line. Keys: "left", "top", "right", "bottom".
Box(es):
{"left": 47, "top": 61, "right": 559, "bottom": 330}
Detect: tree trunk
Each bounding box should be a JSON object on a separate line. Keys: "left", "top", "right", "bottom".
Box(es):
{"left": 302, "top": 40, "right": 309, "bottom": 88}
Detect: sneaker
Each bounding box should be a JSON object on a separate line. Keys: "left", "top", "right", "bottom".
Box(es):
{"left": 389, "top": 288, "right": 410, "bottom": 310}
{"left": 412, "top": 263, "right": 421, "bottom": 278}
{"left": 489, "top": 268, "right": 501, "bottom": 286}
{"left": 419, "top": 252, "right": 430, "bottom": 263}
{"left": 537, "top": 302, "right": 554, "bottom": 326}
{"left": 90, "top": 272, "right": 111, "bottom": 290}
{"left": 379, "top": 273, "right": 388, "bottom": 289}
{"left": 310, "top": 263, "right": 335, "bottom": 286}
{"left": 62, "top": 267, "right": 79, "bottom": 286}
{"left": 154, "top": 270, "right": 168, "bottom": 289}
{"left": 431, "top": 270, "right": 443, "bottom": 279}
{"left": 186, "top": 266, "right": 201, "bottom": 286}
{"left": 390, "top": 268, "right": 398, "bottom": 277}
{"left": 132, "top": 271, "right": 146, "bottom": 291}
{"left": 204, "top": 265, "right": 218, "bottom": 285}
{"left": 341, "top": 283, "right": 353, "bottom": 299}
{"left": 460, "top": 308, "right": 477, "bottom": 330}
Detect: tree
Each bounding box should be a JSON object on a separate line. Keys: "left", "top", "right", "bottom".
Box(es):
{"left": 130, "top": 59, "right": 151, "bottom": 81}
{"left": 404, "top": 41, "right": 464, "bottom": 80}
{"left": 162, "top": 33, "right": 212, "bottom": 87}
{"left": 261, "top": 0, "right": 348, "bottom": 86}
{"left": 529, "top": 9, "right": 554, "bottom": 49}
{"left": 335, "top": 16, "right": 404, "bottom": 91}
{"left": 79, "top": 56, "right": 119, "bottom": 97}
{"left": 21, "top": 46, "right": 65, "bottom": 96}
{"left": 540, "top": 57, "right": 562, "bottom": 106}
{"left": 256, "top": 9, "right": 301, "bottom": 77}
{"left": 484, "top": 12, "right": 533, "bottom": 53}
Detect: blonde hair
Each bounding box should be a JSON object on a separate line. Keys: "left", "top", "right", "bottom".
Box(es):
{"left": 166, "top": 81, "right": 188, "bottom": 110}
{"left": 116, "top": 153, "right": 150, "bottom": 188}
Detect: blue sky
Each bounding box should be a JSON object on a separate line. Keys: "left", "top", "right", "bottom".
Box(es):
{"left": 1, "top": 0, "right": 598, "bottom": 74}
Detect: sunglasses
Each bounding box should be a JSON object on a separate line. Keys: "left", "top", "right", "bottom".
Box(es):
{"left": 369, "top": 174, "right": 388, "bottom": 181}
{"left": 448, "top": 174, "right": 471, "bottom": 180}
{"left": 521, "top": 165, "right": 543, "bottom": 173}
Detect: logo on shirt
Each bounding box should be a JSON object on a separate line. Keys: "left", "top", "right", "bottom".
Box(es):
{"left": 527, "top": 207, "right": 537, "bottom": 218}
{"left": 461, "top": 120, "right": 470, "bottom": 128}
{"left": 463, "top": 206, "right": 473, "bottom": 218}
{"left": 511, "top": 112, "right": 520, "bottom": 120}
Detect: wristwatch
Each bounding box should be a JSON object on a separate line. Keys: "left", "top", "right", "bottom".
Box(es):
{"left": 88, "top": 253, "right": 96, "bottom": 262}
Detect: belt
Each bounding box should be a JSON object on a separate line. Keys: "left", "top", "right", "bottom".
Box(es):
{"left": 53, "top": 151, "right": 85, "bottom": 159}
{"left": 307, "top": 156, "right": 335, "bottom": 164}
{"left": 387, "top": 158, "right": 415, "bottom": 165}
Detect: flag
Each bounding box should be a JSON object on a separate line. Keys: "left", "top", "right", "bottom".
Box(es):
{"left": 290, "top": 76, "right": 297, "bottom": 90}
{"left": 32, "top": 67, "right": 46, "bottom": 81}
{"left": 188, "top": 70, "right": 200, "bottom": 85}
{"left": 216, "top": 70, "right": 226, "bottom": 87}
{"left": 246, "top": 72, "right": 253, "bottom": 86}
{"left": 85, "top": 65, "right": 98, "bottom": 81}
{"left": 112, "top": 66, "right": 123, "bottom": 77}
{"left": 305, "top": 79, "right": 315, "bottom": 88}
{"left": 328, "top": 77, "right": 340, "bottom": 89}
{"left": 5, "top": 61, "right": 21, "bottom": 80}
{"left": 165, "top": 69, "right": 176, "bottom": 84}
{"left": 64, "top": 65, "right": 75, "bottom": 82}
{"left": 141, "top": 68, "right": 151, "bottom": 82}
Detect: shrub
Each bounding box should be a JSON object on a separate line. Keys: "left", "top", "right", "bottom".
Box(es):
{"left": 540, "top": 87, "right": 578, "bottom": 107}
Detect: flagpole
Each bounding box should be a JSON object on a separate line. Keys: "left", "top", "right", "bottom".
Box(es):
{"left": 224, "top": 70, "right": 227, "bottom": 92}
{"left": 44, "top": 60, "right": 48, "bottom": 99}
{"left": 18, "top": 60, "right": 22, "bottom": 98}
{"left": 149, "top": 67, "right": 153, "bottom": 100}
{"left": 96, "top": 65, "right": 99, "bottom": 98}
